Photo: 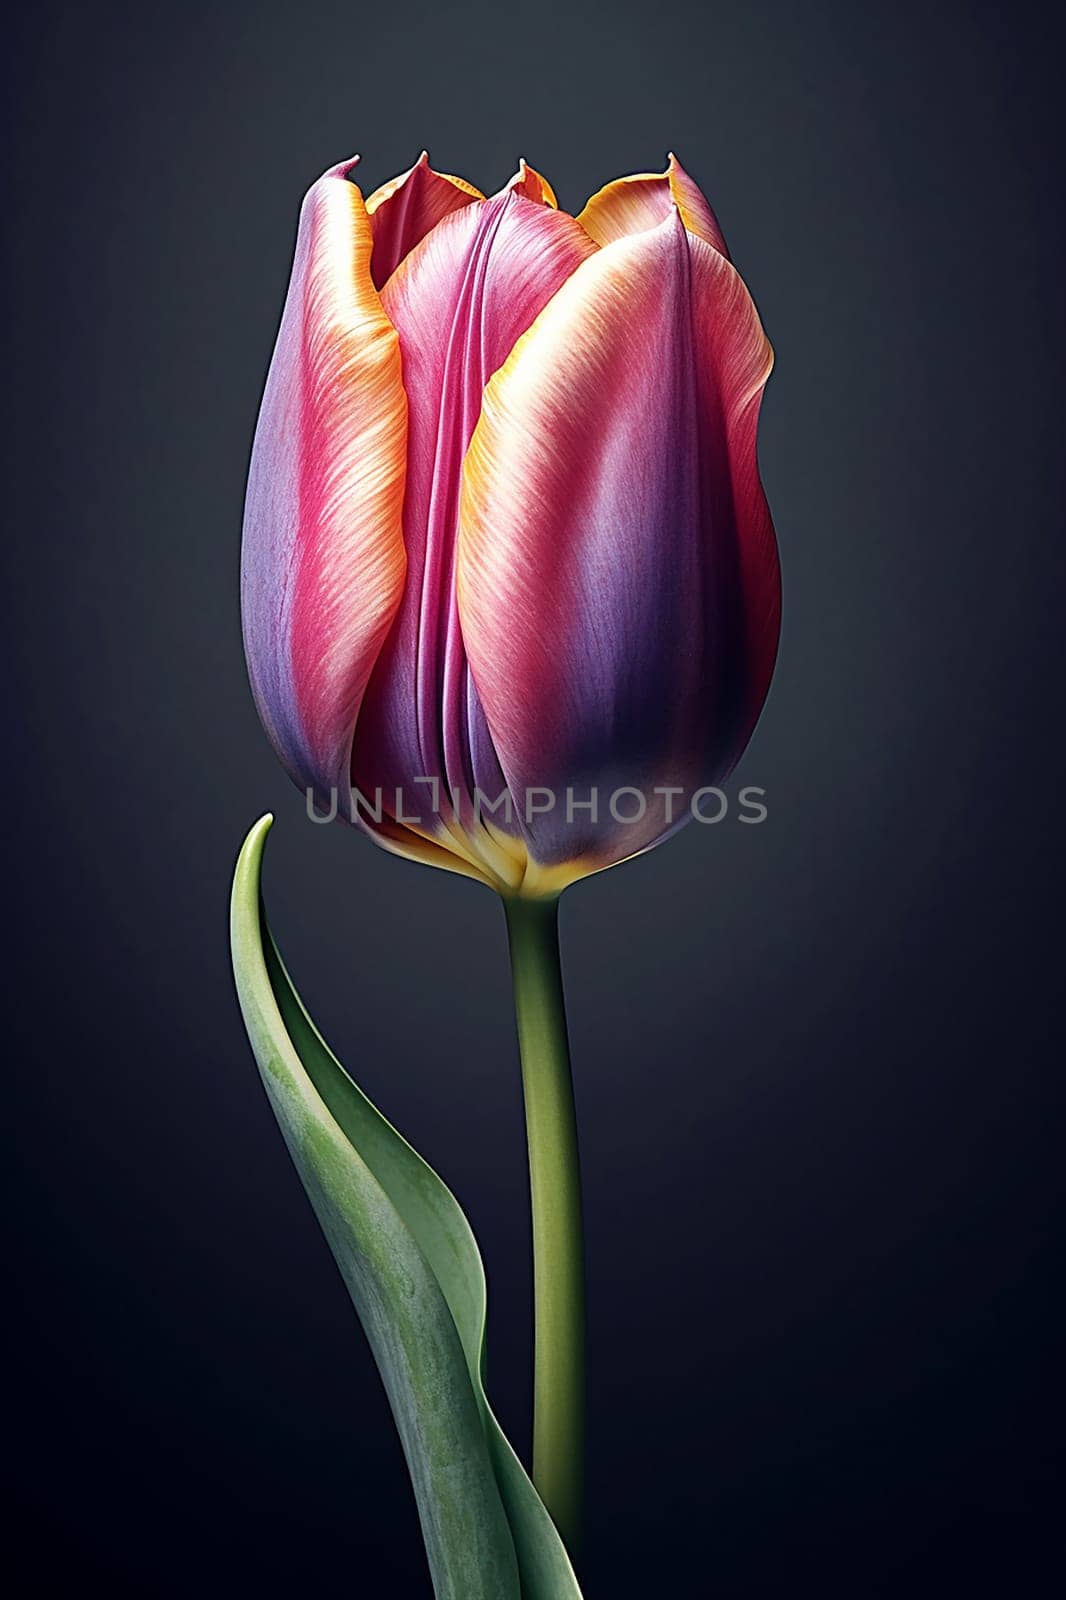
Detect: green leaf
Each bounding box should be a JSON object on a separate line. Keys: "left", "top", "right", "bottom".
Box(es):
{"left": 230, "top": 815, "right": 583, "bottom": 1600}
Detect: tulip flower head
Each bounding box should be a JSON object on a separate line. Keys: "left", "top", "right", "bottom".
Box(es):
{"left": 242, "top": 151, "right": 780, "bottom": 897}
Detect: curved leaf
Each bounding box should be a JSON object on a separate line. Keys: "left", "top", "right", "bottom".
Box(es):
{"left": 230, "top": 814, "right": 582, "bottom": 1599}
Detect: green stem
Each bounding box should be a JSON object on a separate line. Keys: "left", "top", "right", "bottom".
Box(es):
{"left": 503, "top": 893, "right": 585, "bottom": 1557}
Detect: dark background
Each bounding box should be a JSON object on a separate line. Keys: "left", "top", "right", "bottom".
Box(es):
{"left": 5, "top": 1, "right": 1063, "bottom": 1593}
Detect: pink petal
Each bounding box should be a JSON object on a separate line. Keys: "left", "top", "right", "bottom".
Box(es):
{"left": 351, "top": 190, "right": 596, "bottom": 885}
{"left": 365, "top": 152, "right": 482, "bottom": 288}
{"left": 457, "top": 210, "right": 778, "bottom": 887}
{"left": 577, "top": 152, "right": 729, "bottom": 257}
{"left": 241, "top": 158, "right": 408, "bottom": 810}
{"left": 505, "top": 158, "right": 558, "bottom": 208}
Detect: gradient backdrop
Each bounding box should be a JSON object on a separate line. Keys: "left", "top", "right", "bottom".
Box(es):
{"left": 5, "top": 1, "right": 1063, "bottom": 1594}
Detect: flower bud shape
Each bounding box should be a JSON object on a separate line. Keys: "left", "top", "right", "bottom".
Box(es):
{"left": 242, "top": 152, "right": 780, "bottom": 897}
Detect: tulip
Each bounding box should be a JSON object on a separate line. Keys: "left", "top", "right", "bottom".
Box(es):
{"left": 242, "top": 151, "right": 779, "bottom": 903}
{"left": 240, "top": 150, "right": 780, "bottom": 1557}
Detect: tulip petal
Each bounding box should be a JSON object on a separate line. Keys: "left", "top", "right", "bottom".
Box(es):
{"left": 506, "top": 158, "right": 558, "bottom": 208}
{"left": 366, "top": 152, "right": 483, "bottom": 288}
{"left": 576, "top": 152, "right": 729, "bottom": 256}
{"left": 457, "top": 211, "right": 779, "bottom": 885}
{"left": 351, "top": 192, "right": 596, "bottom": 888}
{"left": 241, "top": 159, "right": 408, "bottom": 813}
